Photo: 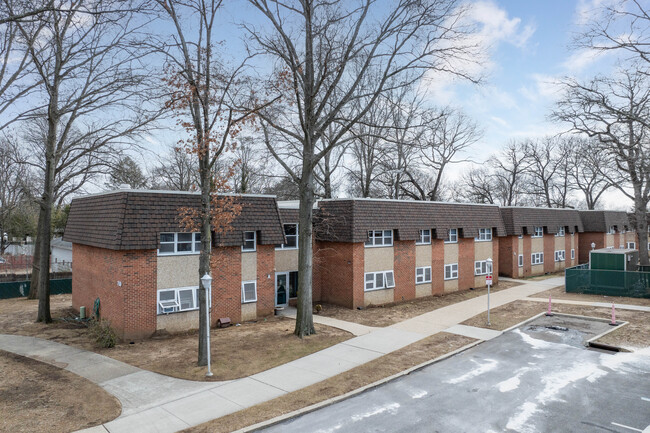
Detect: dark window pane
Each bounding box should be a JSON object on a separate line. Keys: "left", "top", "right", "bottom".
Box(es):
{"left": 159, "top": 243, "right": 174, "bottom": 253}
{"left": 161, "top": 233, "right": 174, "bottom": 243}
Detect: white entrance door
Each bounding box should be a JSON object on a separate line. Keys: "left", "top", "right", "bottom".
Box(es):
{"left": 275, "top": 272, "right": 289, "bottom": 307}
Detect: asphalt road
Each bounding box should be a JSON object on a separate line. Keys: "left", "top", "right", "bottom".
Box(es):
{"left": 260, "top": 316, "right": 650, "bottom": 433}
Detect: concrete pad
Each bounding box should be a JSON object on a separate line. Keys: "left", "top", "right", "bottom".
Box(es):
{"left": 74, "top": 425, "right": 109, "bottom": 433}
{"left": 289, "top": 351, "right": 363, "bottom": 377}
{"left": 101, "top": 370, "right": 217, "bottom": 415}
{"left": 251, "top": 364, "right": 329, "bottom": 393}
{"left": 104, "top": 406, "right": 189, "bottom": 433}
{"left": 161, "top": 390, "right": 243, "bottom": 425}
{"left": 341, "top": 328, "right": 424, "bottom": 354}
{"left": 64, "top": 352, "right": 140, "bottom": 383}
{"left": 316, "top": 343, "right": 384, "bottom": 365}
{"left": 444, "top": 324, "right": 502, "bottom": 341}
{"left": 281, "top": 307, "right": 377, "bottom": 336}
{"left": 389, "top": 318, "right": 448, "bottom": 335}
{"left": 210, "top": 377, "right": 286, "bottom": 407}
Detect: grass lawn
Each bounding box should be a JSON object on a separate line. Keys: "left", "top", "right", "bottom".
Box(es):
{"left": 533, "top": 285, "right": 650, "bottom": 307}
{"left": 461, "top": 300, "right": 650, "bottom": 351}
{"left": 316, "top": 280, "right": 522, "bottom": 327}
{"left": 0, "top": 294, "right": 351, "bottom": 381}
{"left": 0, "top": 349, "right": 121, "bottom": 433}
{"left": 184, "top": 332, "right": 477, "bottom": 433}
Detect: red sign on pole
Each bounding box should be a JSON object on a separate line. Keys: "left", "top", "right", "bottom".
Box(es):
{"left": 486, "top": 275, "right": 493, "bottom": 285}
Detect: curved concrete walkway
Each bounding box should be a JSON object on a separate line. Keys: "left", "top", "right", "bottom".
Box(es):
{"left": 0, "top": 276, "right": 566, "bottom": 433}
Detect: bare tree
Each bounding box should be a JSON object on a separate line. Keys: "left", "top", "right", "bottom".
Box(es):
{"left": 458, "top": 166, "right": 497, "bottom": 204}
{"left": 246, "top": 0, "right": 480, "bottom": 336}
{"left": 106, "top": 155, "right": 148, "bottom": 189}
{"left": 569, "top": 137, "right": 614, "bottom": 209}
{"left": 11, "top": 0, "right": 158, "bottom": 320}
{"left": 150, "top": 145, "right": 198, "bottom": 191}
{"left": 553, "top": 65, "right": 650, "bottom": 264}
{"left": 0, "top": 134, "right": 29, "bottom": 253}
{"left": 489, "top": 141, "right": 533, "bottom": 206}
{"left": 576, "top": 0, "right": 649, "bottom": 65}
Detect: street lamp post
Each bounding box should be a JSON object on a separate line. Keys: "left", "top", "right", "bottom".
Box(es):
{"left": 486, "top": 257, "right": 493, "bottom": 326}
{"left": 200, "top": 273, "right": 213, "bottom": 377}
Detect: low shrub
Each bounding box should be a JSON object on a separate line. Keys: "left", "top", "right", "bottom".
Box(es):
{"left": 88, "top": 320, "right": 118, "bottom": 348}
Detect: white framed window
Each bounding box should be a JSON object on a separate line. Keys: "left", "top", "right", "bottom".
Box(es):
{"left": 444, "top": 263, "right": 458, "bottom": 280}
{"left": 554, "top": 250, "right": 565, "bottom": 262}
{"left": 619, "top": 244, "right": 624, "bottom": 249}
{"left": 609, "top": 226, "right": 616, "bottom": 234}
{"left": 158, "top": 232, "right": 201, "bottom": 255}
{"left": 556, "top": 227, "right": 565, "bottom": 237}
{"left": 571, "top": 249, "right": 575, "bottom": 259}
{"left": 518, "top": 254, "right": 524, "bottom": 267}
{"left": 474, "top": 260, "right": 492, "bottom": 276}
{"left": 415, "top": 266, "right": 432, "bottom": 284}
{"left": 532, "top": 226, "right": 544, "bottom": 238}
{"left": 627, "top": 242, "right": 636, "bottom": 249}
{"left": 277, "top": 223, "right": 298, "bottom": 250}
{"left": 445, "top": 228, "right": 458, "bottom": 243}
{"left": 157, "top": 286, "right": 199, "bottom": 314}
{"left": 531, "top": 252, "right": 544, "bottom": 265}
{"left": 241, "top": 281, "right": 257, "bottom": 303}
{"left": 365, "top": 230, "right": 393, "bottom": 247}
{"left": 242, "top": 231, "right": 256, "bottom": 252}
{"left": 518, "top": 234, "right": 523, "bottom": 239}
{"left": 607, "top": 246, "right": 614, "bottom": 249}
{"left": 416, "top": 229, "right": 431, "bottom": 245}
{"left": 364, "top": 270, "right": 395, "bottom": 291}
{"left": 475, "top": 228, "right": 492, "bottom": 242}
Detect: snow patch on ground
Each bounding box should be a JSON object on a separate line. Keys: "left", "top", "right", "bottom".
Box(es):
{"left": 599, "top": 347, "right": 650, "bottom": 374}
{"left": 350, "top": 402, "right": 400, "bottom": 422}
{"left": 445, "top": 358, "right": 498, "bottom": 384}
{"left": 506, "top": 401, "right": 539, "bottom": 433}
{"left": 496, "top": 367, "right": 531, "bottom": 392}
{"left": 410, "top": 390, "right": 427, "bottom": 399}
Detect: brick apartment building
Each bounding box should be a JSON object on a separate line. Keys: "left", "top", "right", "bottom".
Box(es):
{"left": 64, "top": 190, "right": 639, "bottom": 340}
{"left": 577, "top": 211, "right": 635, "bottom": 264}
{"left": 498, "top": 207, "right": 583, "bottom": 278}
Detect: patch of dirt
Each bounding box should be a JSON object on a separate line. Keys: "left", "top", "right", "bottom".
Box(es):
{"left": 461, "top": 300, "right": 650, "bottom": 350}
{"left": 316, "top": 281, "right": 523, "bottom": 327}
{"left": 0, "top": 295, "right": 351, "bottom": 381}
{"left": 533, "top": 286, "right": 650, "bottom": 307}
{"left": 0, "top": 349, "right": 121, "bottom": 433}
{"left": 184, "top": 333, "right": 476, "bottom": 433}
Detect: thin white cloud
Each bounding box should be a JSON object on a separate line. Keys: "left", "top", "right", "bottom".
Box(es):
{"left": 518, "top": 74, "right": 563, "bottom": 103}
{"left": 469, "top": 1, "right": 537, "bottom": 49}
{"left": 490, "top": 116, "right": 509, "bottom": 128}
{"left": 562, "top": 48, "right": 610, "bottom": 72}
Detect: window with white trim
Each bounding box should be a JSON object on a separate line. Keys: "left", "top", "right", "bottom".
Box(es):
{"left": 531, "top": 252, "right": 544, "bottom": 265}
{"left": 475, "top": 228, "right": 492, "bottom": 242}
{"left": 242, "top": 231, "right": 256, "bottom": 252}
{"left": 554, "top": 250, "right": 565, "bottom": 262}
{"left": 416, "top": 266, "right": 431, "bottom": 284}
{"left": 416, "top": 229, "right": 431, "bottom": 245}
{"left": 627, "top": 242, "right": 636, "bottom": 249}
{"left": 444, "top": 263, "right": 458, "bottom": 280}
{"left": 532, "top": 226, "right": 544, "bottom": 238}
{"left": 364, "top": 270, "right": 395, "bottom": 291}
{"left": 241, "top": 281, "right": 257, "bottom": 303}
{"left": 474, "top": 260, "right": 492, "bottom": 276}
{"left": 518, "top": 254, "right": 524, "bottom": 267}
{"left": 571, "top": 249, "right": 575, "bottom": 259}
{"left": 556, "top": 227, "right": 565, "bottom": 237}
{"left": 365, "top": 230, "right": 393, "bottom": 247}
{"left": 609, "top": 226, "right": 616, "bottom": 234}
{"left": 445, "top": 228, "right": 458, "bottom": 243}
{"left": 619, "top": 244, "right": 624, "bottom": 249}
{"left": 277, "top": 224, "right": 298, "bottom": 249}
{"left": 157, "top": 286, "right": 199, "bottom": 314}
{"left": 158, "top": 232, "right": 201, "bottom": 255}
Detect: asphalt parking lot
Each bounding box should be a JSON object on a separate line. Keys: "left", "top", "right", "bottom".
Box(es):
{"left": 260, "top": 315, "right": 650, "bottom": 433}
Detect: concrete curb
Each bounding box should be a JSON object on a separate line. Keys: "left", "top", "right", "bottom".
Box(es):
{"left": 235, "top": 340, "right": 484, "bottom": 433}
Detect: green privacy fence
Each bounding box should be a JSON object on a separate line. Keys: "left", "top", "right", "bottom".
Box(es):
{"left": 565, "top": 265, "right": 650, "bottom": 299}
{"left": 0, "top": 279, "right": 72, "bottom": 300}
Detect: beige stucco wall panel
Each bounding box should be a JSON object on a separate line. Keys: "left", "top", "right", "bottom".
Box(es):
{"left": 415, "top": 245, "right": 432, "bottom": 267}
{"left": 241, "top": 252, "right": 257, "bottom": 281}
{"left": 444, "top": 279, "right": 458, "bottom": 293}
{"left": 364, "top": 288, "right": 394, "bottom": 306}
{"left": 364, "top": 247, "right": 394, "bottom": 272}
{"left": 241, "top": 302, "right": 257, "bottom": 322}
{"left": 415, "top": 283, "right": 432, "bottom": 298}
{"left": 444, "top": 243, "right": 459, "bottom": 264}
{"left": 531, "top": 238, "right": 544, "bottom": 252}
{"left": 605, "top": 234, "right": 614, "bottom": 248}
{"left": 156, "top": 310, "right": 199, "bottom": 333}
{"left": 275, "top": 249, "right": 298, "bottom": 272}
{"left": 531, "top": 264, "right": 544, "bottom": 275}
{"left": 474, "top": 241, "right": 492, "bottom": 260}
{"left": 157, "top": 255, "right": 199, "bottom": 290}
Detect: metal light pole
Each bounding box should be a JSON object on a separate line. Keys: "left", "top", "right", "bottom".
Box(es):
{"left": 201, "top": 273, "right": 213, "bottom": 377}
{"left": 486, "top": 257, "right": 493, "bottom": 326}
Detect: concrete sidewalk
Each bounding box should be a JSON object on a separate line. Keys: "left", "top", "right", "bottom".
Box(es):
{"left": 0, "top": 277, "right": 564, "bottom": 433}
{"left": 526, "top": 296, "right": 650, "bottom": 312}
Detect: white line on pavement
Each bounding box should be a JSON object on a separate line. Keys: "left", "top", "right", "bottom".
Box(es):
{"left": 611, "top": 422, "right": 643, "bottom": 432}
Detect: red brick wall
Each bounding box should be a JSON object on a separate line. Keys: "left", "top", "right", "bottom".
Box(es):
{"left": 317, "top": 241, "right": 356, "bottom": 308}
{"left": 431, "top": 240, "right": 445, "bottom": 295}
{"left": 614, "top": 232, "right": 621, "bottom": 249}
{"left": 574, "top": 233, "right": 579, "bottom": 264}
{"left": 351, "top": 243, "right": 365, "bottom": 308}
{"left": 579, "top": 232, "right": 604, "bottom": 264}
{"left": 498, "top": 236, "right": 516, "bottom": 277}
{"left": 211, "top": 246, "right": 242, "bottom": 324}
{"left": 256, "top": 244, "right": 275, "bottom": 317}
{"left": 565, "top": 234, "right": 572, "bottom": 267}
{"left": 543, "top": 234, "right": 555, "bottom": 274}
{"left": 393, "top": 240, "right": 415, "bottom": 302}
{"left": 492, "top": 238, "right": 500, "bottom": 284}
{"left": 458, "top": 238, "right": 474, "bottom": 290}
{"left": 72, "top": 244, "right": 157, "bottom": 340}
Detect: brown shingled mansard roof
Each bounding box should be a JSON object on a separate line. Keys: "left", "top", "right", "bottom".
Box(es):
{"left": 314, "top": 199, "right": 506, "bottom": 243}
{"left": 499, "top": 207, "right": 584, "bottom": 236}
{"left": 578, "top": 210, "right": 630, "bottom": 233}
{"left": 63, "top": 190, "right": 285, "bottom": 250}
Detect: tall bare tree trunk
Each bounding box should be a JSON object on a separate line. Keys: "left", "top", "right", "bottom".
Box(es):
{"left": 27, "top": 226, "right": 41, "bottom": 299}
{"left": 197, "top": 149, "right": 211, "bottom": 366}
{"left": 295, "top": 166, "right": 316, "bottom": 337}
